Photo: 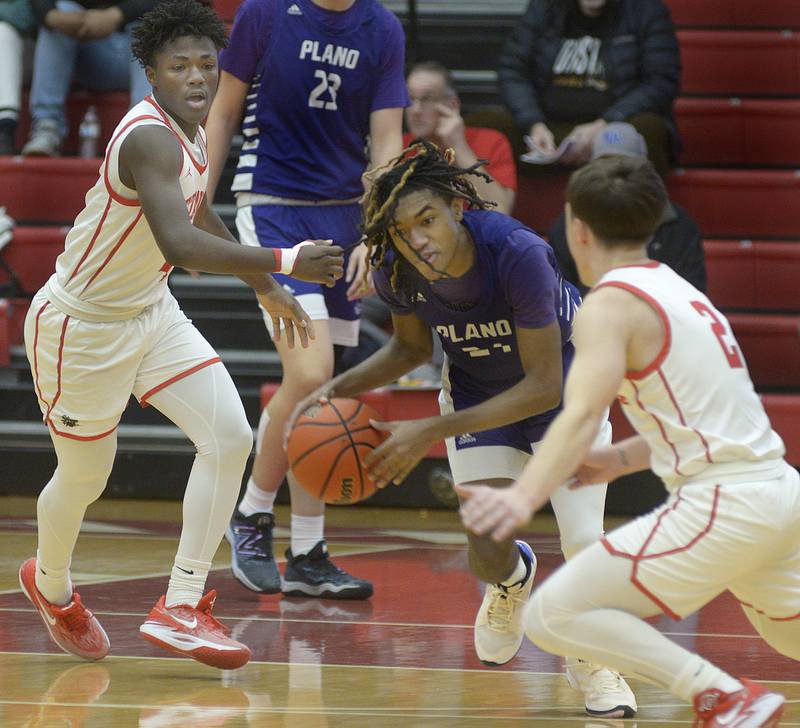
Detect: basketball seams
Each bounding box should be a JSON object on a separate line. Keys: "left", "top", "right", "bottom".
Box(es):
{"left": 288, "top": 424, "right": 376, "bottom": 470}
{"left": 328, "top": 400, "right": 367, "bottom": 499}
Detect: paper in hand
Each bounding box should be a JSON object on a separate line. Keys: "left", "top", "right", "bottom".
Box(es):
{"left": 520, "top": 135, "right": 576, "bottom": 165}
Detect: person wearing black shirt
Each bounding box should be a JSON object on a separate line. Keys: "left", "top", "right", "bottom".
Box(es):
{"left": 499, "top": 0, "right": 680, "bottom": 176}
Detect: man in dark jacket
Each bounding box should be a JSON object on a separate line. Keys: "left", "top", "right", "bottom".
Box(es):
{"left": 499, "top": 0, "right": 680, "bottom": 176}
{"left": 548, "top": 123, "right": 706, "bottom": 293}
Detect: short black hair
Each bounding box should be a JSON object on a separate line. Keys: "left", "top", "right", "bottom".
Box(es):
{"left": 131, "top": 0, "right": 228, "bottom": 69}
{"left": 567, "top": 155, "right": 666, "bottom": 246}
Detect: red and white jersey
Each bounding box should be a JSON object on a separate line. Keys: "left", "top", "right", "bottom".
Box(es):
{"left": 45, "top": 95, "right": 207, "bottom": 320}
{"left": 594, "top": 262, "right": 784, "bottom": 491}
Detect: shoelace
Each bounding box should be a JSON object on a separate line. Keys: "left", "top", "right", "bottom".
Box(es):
{"left": 58, "top": 600, "right": 92, "bottom": 632}
{"left": 486, "top": 586, "right": 515, "bottom": 630}
{"left": 196, "top": 604, "right": 231, "bottom": 637}
{"left": 584, "top": 666, "right": 625, "bottom": 697}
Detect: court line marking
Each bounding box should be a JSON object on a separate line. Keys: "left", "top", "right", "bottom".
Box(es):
{"left": 3, "top": 650, "right": 800, "bottom": 685}
{"left": 0, "top": 606, "right": 770, "bottom": 641}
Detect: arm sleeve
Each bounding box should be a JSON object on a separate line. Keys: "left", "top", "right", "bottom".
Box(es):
{"left": 482, "top": 131, "right": 518, "bottom": 192}
{"left": 373, "top": 268, "right": 414, "bottom": 315}
{"left": 371, "top": 13, "right": 410, "bottom": 111}
{"left": 219, "top": 0, "right": 274, "bottom": 83}
{"left": 498, "top": 230, "right": 559, "bottom": 329}
{"left": 497, "top": 0, "right": 547, "bottom": 131}
{"left": 602, "top": 0, "right": 681, "bottom": 122}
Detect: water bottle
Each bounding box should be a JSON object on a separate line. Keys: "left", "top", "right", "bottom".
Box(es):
{"left": 78, "top": 106, "right": 101, "bottom": 158}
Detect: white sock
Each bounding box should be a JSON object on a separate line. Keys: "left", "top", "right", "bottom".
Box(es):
{"left": 500, "top": 553, "right": 528, "bottom": 588}
{"left": 238, "top": 476, "right": 278, "bottom": 517}
{"left": 165, "top": 556, "right": 210, "bottom": 608}
{"left": 291, "top": 514, "right": 324, "bottom": 556}
{"left": 34, "top": 552, "right": 73, "bottom": 606}
{"left": 670, "top": 655, "right": 743, "bottom": 703}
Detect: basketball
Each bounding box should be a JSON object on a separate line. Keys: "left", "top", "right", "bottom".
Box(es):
{"left": 287, "top": 398, "right": 388, "bottom": 505}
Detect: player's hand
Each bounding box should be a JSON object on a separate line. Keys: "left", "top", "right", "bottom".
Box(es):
{"left": 283, "top": 384, "right": 333, "bottom": 450}
{"left": 76, "top": 7, "right": 122, "bottom": 39}
{"left": 345, "top": 241, "right": 374, "bottom": 301}
{"left": 45, "top": 9, "right": 86, "bottom": 36}
{"left": 363, "top": 419, "right": 432, "bottom": 488}
{"left": 256, "top": 286, "right": 315, "bottom": 350}
{"left": 434, "top": 103, "right": 467, "bottom": 151}
{"left": 561, "top": 119, "right": 606, "bottom": 166}
{"left": 455, "top": 483, "right": 536, "bottom": 542}
{"left": 291, "top": 239, "right": 344, "bottom": 287}
{"left": 528, "top": 122, "right": 556, "bottom": 153}
{"left": 570, "top": 445, "right": 626, "bottom": 489}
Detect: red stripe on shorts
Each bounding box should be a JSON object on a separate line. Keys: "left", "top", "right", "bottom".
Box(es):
{"left": 138, "top": 357, "right": 222, "bottom": 406}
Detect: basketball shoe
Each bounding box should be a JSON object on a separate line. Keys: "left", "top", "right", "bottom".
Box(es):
{"left": 226, "top": 510, "right": 281, "bottom": 593}
{"left": 693, "top": 678, "right": 785, "bottom": 727}
{"left": 139, "top": 590, "right": 251, "bottom": 669}
{"left": 18, "top": 558, "right": 110, "bottom": 661}
{"left": 565, "top": 659, "right": 637, "bottom": 718}
{"left": 474, "top": 540, "right": 536, "bottom": 665}
{"left": 282, "top": 541, "right": 373, "bottom": 600}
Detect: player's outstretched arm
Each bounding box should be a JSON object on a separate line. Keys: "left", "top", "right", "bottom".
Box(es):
{"left": 283, "top": 311, "right": 433, "bottom": 448}
{"left": 119, "top": 125, "right": 344, "bottom": 284}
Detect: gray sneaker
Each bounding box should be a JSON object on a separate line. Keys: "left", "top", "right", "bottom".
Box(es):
{"left": 22, "top": 120, "right": 62, "bottom": 157}
{"left": 225, "top": 509, "right": 282, "bottom": 593}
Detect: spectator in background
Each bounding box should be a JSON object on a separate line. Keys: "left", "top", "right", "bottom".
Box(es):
{"left": 548, "top": 122, "right": 706, "bottom": 293}
{"left": 405, "top": 61, "right": 517, "bottom": 214}
{"left": 499, "top": 0, "right": 680, "bottom": 177}
{"left": 21, "top": 0, "right": 157, "bottom": 156}
{"left": 0, "top": 0, "right": 35, "bottom": 154}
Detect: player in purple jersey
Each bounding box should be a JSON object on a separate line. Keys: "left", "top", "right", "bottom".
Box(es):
{"left": 287, "top": 142, "right": 638, "bottom": 718}
{"left": 204, "top": 0, "right": 407, "bottom": 600}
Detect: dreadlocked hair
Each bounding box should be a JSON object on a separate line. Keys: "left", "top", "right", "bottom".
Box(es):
{"left": 361, "top": 140, "right": 493, "bottom": 303}
{"left": 131, "top": 0, "right": 228, "bottom": 69}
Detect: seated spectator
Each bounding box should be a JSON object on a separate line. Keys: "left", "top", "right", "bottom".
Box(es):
{"left": 548, "top": 122, "right": 706, "bottom": 293}
{"left": 499, "top": 0, "right": 680, "bottom": 177}
{"left": 404, "top": 61, "right": 517, "bottom": 214}
{"left": 0, "top": 0, "right": 36, "bottom": 154}
{"left": 22, "top": 0, "right": 157, "bottom": 156}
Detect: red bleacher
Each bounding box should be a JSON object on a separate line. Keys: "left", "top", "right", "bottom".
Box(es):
{"left": 728, "top": 314, "right": 800, "bottom": 388}
{"left": 679, "top": 30, "right": 800, "bottom": 95}
{"left": 676, "top": 98, "right": 800, "bottom": 166}
{"left": 666, "top": 0, "right": 800, "bottom": 28}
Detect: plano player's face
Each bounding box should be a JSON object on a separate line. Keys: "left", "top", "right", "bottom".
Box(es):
{"left": 389, "top": 189, "right": 467, "bottom": 281}
{"left": 148, "top": 36, "right": 219, "bottom": 127}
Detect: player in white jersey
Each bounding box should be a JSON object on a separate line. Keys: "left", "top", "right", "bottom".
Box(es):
{"left": 459, "top": 156, "right": 798, "bottom": 727}
{"left": 18, "top": 0, "right": 344, "bottom": 671}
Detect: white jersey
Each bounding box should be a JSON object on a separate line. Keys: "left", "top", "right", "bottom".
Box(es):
{"left": 45, "top": 95, "right": 207, "bottom": 321}
{"left": 594, "top": 262, "right": 785, "bottom": 491}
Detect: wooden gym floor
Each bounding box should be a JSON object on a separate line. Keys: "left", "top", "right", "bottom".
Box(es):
{"left": 0, "top": 496, "right": 798, "bottom": 727}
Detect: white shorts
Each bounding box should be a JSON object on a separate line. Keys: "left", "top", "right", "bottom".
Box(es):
{"left": 24, "top": 289, "right": 221, "bottom": 440}
{"left": 602, "top": 463, "right": 800, "bottom": 620}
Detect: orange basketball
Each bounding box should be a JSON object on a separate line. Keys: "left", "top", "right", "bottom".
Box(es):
{"left": 287, "top": 398, "right": 387, "bottom": 504}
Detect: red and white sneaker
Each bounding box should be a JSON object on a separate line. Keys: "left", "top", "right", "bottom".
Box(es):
{"left": 139, "top": 590, "right": 251, "bottom": 670}
{"left": 18, "top": 557, "right": 110, "bottom": 661}
{"left": 694, "top": 678, "right": 785, "bottom": 727}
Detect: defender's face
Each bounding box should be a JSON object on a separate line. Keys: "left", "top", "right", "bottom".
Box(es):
{"left": 389, "top": 189, "right": 464, "bottom": 281}
{"left": 405, "top": 70, "right": 455, "bottom": 140}
{"left": 578, "top": 0, "right": 607, "bottom": 16}
{"left": 148, "top": 36, "right": 219, "bottom": 125}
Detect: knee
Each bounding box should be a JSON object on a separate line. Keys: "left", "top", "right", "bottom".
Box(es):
{"left": 217, "top": 413, "right": 254, "bottom": 464}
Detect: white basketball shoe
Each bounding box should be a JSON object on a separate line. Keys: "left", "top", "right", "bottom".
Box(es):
{"left": 474, "top": 540, "right": 537, "bottom": 665}
{"left": 566, "top": 658, "right": 637, "bottom": 718}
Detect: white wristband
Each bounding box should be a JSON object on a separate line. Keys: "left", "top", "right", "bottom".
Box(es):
{"left": 279, "top": 240, "right": 314, "bottom": 275}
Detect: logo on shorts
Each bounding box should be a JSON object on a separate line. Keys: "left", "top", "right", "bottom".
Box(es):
{"left": 456, "top": 433, "right": 476, "bottom": 446}
{"left": 60, "top": 414, "right": 79, "bottom": 428}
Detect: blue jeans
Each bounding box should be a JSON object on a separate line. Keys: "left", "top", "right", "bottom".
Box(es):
{"left": 29, "top": 0, "right": 149, "bottom": 135}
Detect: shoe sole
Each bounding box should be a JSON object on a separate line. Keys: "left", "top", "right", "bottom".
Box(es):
{"left": 281, "top": 580, "right": 373, "bottom": 600}
{"left": 139, "top": 623, "right": 250, "bottom": 670}
{"left": 565, "top": 668, "right": 637, "bottom": 719}
{"left": 18, "top": 562, "right": 109, "bottom": 661}
{"left": 225, "top": 527, "right": 281, "bottom": 595}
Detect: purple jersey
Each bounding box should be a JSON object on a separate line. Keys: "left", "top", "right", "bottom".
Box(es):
{"left": 220, "top": 0, "right": 408, "bottom": 201}
{"left": 374, "top": 210, "right": 581, "bottom": 439}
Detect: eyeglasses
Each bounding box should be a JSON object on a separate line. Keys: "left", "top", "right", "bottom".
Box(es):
{"left": 408, "top": 93, "right": 454, "bottom": 107}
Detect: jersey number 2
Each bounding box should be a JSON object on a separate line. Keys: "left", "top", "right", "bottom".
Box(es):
{"left": 691, "top": 300, "right": 744, "bottom": 369}
{"left": 308, "top": 70, "right": 341, "bottom": 110}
